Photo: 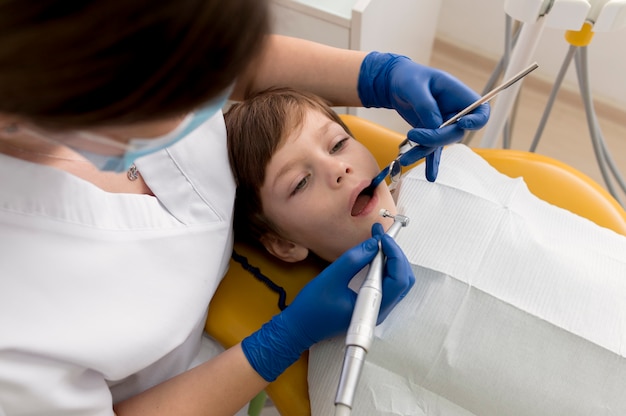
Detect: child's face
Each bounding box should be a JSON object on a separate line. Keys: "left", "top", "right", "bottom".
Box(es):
{"left": 259, "top": 108, "right": 396, "bottom": 262}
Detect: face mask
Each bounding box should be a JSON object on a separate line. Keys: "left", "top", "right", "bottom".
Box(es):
{"left": 75, "top": 92, "right": 231, "bottom": 172}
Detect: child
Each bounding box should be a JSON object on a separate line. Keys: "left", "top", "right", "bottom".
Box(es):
{"left": 225, "top": 88, "right": 626, "bottom": 415}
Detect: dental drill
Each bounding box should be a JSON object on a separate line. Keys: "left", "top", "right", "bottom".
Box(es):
{"left": 334, "top": 209, "right": 410, "bottom": 416}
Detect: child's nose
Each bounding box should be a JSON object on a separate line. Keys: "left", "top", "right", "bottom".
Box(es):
{"left": 333, "top": 164, "right": 352, "bottom": 186}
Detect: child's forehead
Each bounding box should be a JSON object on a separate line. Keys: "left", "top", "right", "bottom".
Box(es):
{"left": 280, "top": 107, "right": 337, "bottom": 144}
{"left": 289, "top": 105, "right": 327, "bottom": 126}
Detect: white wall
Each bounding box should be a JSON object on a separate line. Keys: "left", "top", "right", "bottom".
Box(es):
{"left": 270, "top": 0, "right": 444, "bottom": 133}
{"left": 436, "top": 0, "right": 626, "bottom": 111}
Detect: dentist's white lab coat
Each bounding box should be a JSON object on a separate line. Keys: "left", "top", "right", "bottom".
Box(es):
{"left": 0, "top": 113, "right": 235, "bottom": 415}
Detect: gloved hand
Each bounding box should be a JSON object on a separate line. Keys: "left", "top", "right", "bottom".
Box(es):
{"left": 358, "top": 51, "right": 490, "bottom": 181}
{"left": 370, "top": 222, "right": 415, "bottom": 323}
{"left": 241, "top": 223, "right": 415, "bottom": 381}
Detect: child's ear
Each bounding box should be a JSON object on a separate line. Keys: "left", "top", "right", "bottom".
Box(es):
{"left": 260, "top": 233, "right": 309, "bottom": 263}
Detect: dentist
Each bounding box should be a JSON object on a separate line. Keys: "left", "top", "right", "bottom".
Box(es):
{"left": 0, "top": 1, "right": 488, "bottom": 415}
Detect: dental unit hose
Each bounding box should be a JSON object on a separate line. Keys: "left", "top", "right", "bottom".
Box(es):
{"left": 334, "top": 210, "right": 410, "bottom": 416}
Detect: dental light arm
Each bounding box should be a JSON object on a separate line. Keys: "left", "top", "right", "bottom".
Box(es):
{"left": 334, "top": 210, "right": 410, "bottom": 416}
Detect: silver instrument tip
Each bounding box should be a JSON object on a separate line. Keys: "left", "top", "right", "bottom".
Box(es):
{"left": 379, "top": 209, "right": 410, "bottom": 226}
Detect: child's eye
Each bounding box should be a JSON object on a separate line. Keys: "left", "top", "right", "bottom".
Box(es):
{"left": 292, "top": 175, "right": 309, "bottom": 195}
{"left": 330, "top": 138, "right": 349, "bottom": 154}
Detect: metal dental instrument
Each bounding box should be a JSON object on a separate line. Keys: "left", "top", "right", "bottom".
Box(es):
{"left": 367, "top": 61, "right": 539, "bottom": 191}
{"left": 334, "top": 210, "right": 410, "bottom": 416}
{"left": 439, "top": 61, "right": 538, "bottom": 128}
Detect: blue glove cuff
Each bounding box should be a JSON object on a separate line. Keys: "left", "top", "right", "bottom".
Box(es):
{"left": 241, "top": 313, "right": 310, "bottom": 382}
{"left": 357, "top": 51, "right": 411, "bottom": 109}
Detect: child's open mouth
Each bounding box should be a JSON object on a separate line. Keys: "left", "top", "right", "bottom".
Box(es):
{"left": 351, "top": 186, "right": 373, "bottom": 216}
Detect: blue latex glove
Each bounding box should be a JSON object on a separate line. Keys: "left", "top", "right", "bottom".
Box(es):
{"left": 358, "top": 52, "right": 490, "bottom": 181}
{"left": 241, "top": 223, "right": 415, "bottom": 381}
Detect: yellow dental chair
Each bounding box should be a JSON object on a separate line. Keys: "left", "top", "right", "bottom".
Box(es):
{"left": 206, "top": 114, "right": 626, "bottom": 416}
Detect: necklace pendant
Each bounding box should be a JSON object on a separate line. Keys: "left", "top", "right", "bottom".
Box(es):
{"left": 127, "top": 164, "right": 139, "bottom": 181}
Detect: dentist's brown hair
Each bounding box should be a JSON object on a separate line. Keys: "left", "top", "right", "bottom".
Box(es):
{"left": 0, "top": 0, "right": 269, "bottom": 129}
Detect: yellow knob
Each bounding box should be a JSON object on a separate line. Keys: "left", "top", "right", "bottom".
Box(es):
{"left": 565, "top": 21, "right": 594, "bottom": 47}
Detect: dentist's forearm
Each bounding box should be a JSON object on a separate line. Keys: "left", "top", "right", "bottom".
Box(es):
{"left": 233, "top": 34, "right": 367, "bottom": 106}
{"left": 114, "top": 344, "right": 268, "bottom": 416}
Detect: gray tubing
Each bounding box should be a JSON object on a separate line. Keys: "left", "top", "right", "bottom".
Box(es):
{"left": 575, "top": 46, "right": 625, "bottom": 206}
{"left": 529, "top": 44, "right": 576, "bottom": 152}
{"left": 464, "top": 15, "right": 520, "bottom": 145}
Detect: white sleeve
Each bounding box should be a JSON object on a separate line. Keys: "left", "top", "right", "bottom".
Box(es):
{"left": 0, "top": 351, "right": 114, "bottom": 416}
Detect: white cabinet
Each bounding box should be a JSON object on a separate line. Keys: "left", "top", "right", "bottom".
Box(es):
{"left": 270, "top": 0, "right": 443, "bottom": 134}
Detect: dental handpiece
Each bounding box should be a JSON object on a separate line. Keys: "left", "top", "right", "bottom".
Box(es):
{"left": 334, "top": 210, "right": 410, "bottom": 416}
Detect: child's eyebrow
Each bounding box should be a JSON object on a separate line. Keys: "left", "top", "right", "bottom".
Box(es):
{"left": 315, "top": 119, "right": 340, "bottom": 142}
{"left": 272, "top": 158, "right": 301, "bottom": 189}
{"left": 269, "top": 119, "right": 336, "bottom": 190}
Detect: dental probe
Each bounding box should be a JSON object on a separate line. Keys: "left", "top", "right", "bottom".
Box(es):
{"left": 367, "top": 61, "right": 539, "bottom": 192}
{"left": 334, "top": 210, "right": 410, "bottom": 416}
{"left": 439, "top": 61, "right": 538, "bottom": 128}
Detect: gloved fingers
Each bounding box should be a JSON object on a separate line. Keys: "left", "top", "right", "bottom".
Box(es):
{"left": 393, "top": 65, "right": 472, "bottom": 128}
{"left": 358, "top": 52, "right": 489, "bottom": 132}
{"left": 293, "top": 235, "right": 379, "bottom": 306}
{"left": 371, "top": 222, "right": 385, "bottom": 239}
{"left": 397, "top": 143, "right": 434, "bottom": 167}
{"left": 379, "top": 235, "right": 414, "bottom": 289}
{"left": 403, "top": 128, "right": 455, "bottom": 181}
{"left": 245, "top": 233, "right": 387, "bottom": 381}
{"left": 313, "top": 235, "right": 379, "bottom": 291}
{"left": 407, "top": 125, "right": 464, "bottom": 147}
{"left": 431, "top": 71, "right": 482, "bottom": 112}
{"left": 453, "top": 103, "right": 491, "bottom": 130}
{"left": 282, "top": 236, "right": 380, "bottom": 345}
{"left": 377, "top": 234, "right": 415, "bottom": 323}
{"left": 393, "top": 86, "right": 441, "bottom": 128}
{"left": 425, "top": 147, "right": 442, "bottom": 182}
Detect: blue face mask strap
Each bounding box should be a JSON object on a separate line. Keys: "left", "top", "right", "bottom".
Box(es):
{"left": 170, "top": 88, "right": 232, "bottom": 140}
{"left": 100, "top": 88, "right": 232, "bottom": 172}
{"left": 121, "top": 103, "right": 227, "bottom": 169}
{"left": 178, "top": 105, "right": 220, "bottom": 137}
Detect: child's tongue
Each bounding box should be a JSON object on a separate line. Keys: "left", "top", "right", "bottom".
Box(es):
{"left": 351, "top": 193, "right": 371, "bottom": 216}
